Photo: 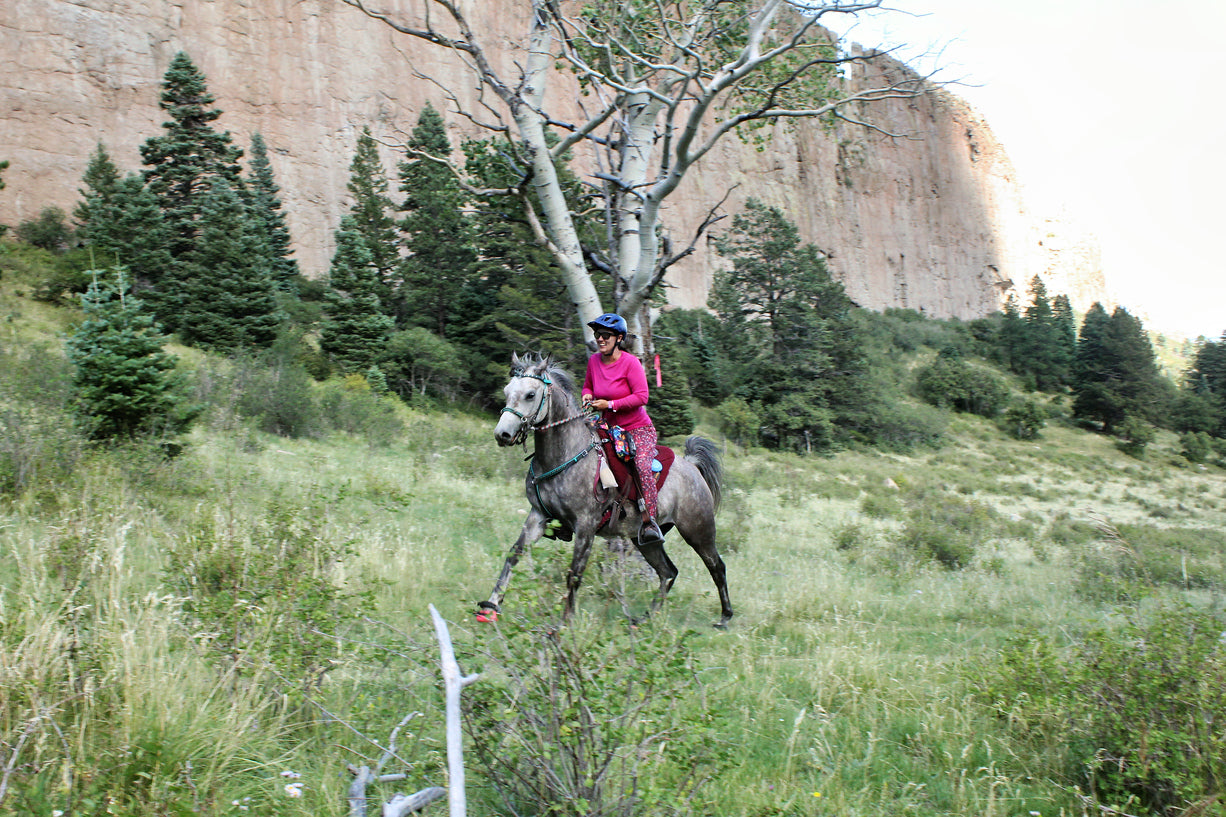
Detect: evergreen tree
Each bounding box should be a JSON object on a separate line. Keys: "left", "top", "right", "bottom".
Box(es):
{"left": 177, "top": 177, "right": 282, "bottom": 352}
{"left": 647, "top": 346, "right": 695, "bottom": 438}
{"left": 1019, "top": 276, "right": 1064, "bottom": 390}
{"left": 396, "top": 103, "right": 477, "bottom": 335}
{"left": 1052, "top": 294, "right": 1078, "bottom": 383}
{"left": 65, "top": 268, "right": 195, "bottom": 440}
{"left": 998, "top": 294, "right": 1027, "bottom": 374}
{"left": 1183, "top": 333, "right": 1226, "bottom": 436}
{"left": 78, "top": 174, "right": 176, "bottom": 304}
{"left": 74, "top": 143, "right": 121, "bottom": 234}
{"left": 453, "top": 136, "right": 597, "bottom": 402}
{"left": 246, "top": 132, "right": 299, "bottom": 292}
{"left": 712, "top": 199, "right": 869, "bottom": 451}
{"left": 346, "top": 127, "right": 401, "bottom": 307}
{"left": 320, "top": 217, "right": 394, "bottom": 373}
{"left": 1072, "top": 303, "right": 1166, "bottom": 433}
{"left": 140, "top": 52, "right": 244, "bottom": 259}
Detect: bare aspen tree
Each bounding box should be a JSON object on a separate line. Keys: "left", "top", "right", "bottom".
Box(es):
{"left": 340, "top": 0, "right": 930, "bottom": 348}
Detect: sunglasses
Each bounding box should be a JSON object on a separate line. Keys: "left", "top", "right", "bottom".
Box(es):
{"left": 594, "top": 331, "right": 618, "bottom": 341}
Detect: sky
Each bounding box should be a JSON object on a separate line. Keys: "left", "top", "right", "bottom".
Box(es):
{"left": 823, "top": 0, "right": 1226, "bottom": 340}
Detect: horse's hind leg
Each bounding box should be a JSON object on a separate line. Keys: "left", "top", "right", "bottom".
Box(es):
{"left": 478, "top": 511, "right": 546, "bottom": 622}
{"left": 674, "top": 514, "right": 733, "bottom": 628}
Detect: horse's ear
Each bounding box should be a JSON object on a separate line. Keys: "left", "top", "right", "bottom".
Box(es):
{"left": 511, "top": 351, "right": 522, "bottom": 368}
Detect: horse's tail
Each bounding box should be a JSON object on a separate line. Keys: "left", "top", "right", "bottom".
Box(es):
{"left": 683, "top": 435, "right": 723, "bottom": 510}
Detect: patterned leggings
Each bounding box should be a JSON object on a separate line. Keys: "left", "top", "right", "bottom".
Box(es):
{"left": 628, "top": 425, "right": 659, "bottom": 519}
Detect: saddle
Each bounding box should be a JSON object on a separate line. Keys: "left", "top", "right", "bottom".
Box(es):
{"left": 592, "top": 427, "right": 676, "bottom": 503}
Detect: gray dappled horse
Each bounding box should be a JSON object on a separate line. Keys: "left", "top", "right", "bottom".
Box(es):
{"left": 481, "top": 352, "right": 733, "bottom": 627}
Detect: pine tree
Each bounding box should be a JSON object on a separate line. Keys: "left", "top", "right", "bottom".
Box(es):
{"left": 65, "top": 268, "right": 195, "bottom": 440}
{"left": 1072, "top": 303, "right": 1166, "bottom": 434}
{"left": 246, "top": 132, "right": 299, "bottom": 292}
{"left": 320, "top": 217, "right": 394, "bottom": 373}
{"left": 712, "top": 199, "right": 868, "bottom": 451}
{"left": 450, "top": 136, "right": 598, "bottom": 402}
{"left": 346, "top": 127, "right": 401, "bottom": 308}
{"left": 178, "top": 177, "right": 282, "bottom": 352}
{"left": 140, "top": 52, "right": 244, "bottom": 259}
{"left": 396, "top": 103, "right": 476, "bottom": 335}
{"left": 647, "top": 347, "right": 695, "bottom": 438}
{"left": 74, "top": 143, "right": 121, "bottom": 234}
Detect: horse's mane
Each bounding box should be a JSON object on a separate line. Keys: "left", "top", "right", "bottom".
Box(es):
{"left": 517, "top": 353, "right": 579, "bottom": 412}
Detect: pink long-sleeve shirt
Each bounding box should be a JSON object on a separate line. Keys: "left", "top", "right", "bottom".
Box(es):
{"left": 582, "top": 351, "right": 653, "bottom": 431}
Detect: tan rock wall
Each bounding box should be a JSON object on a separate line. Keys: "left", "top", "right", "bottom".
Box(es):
{"left": 0, "top": 0, "right": 1107, "bottom": 318}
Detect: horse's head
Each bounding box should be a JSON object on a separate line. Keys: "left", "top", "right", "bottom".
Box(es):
{"left": 494, "top": 352, "right": 556, "bottom": 446}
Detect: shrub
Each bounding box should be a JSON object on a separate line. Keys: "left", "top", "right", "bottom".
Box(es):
{"left": 1180, "top": 430, "right": 1214, "bottom": 464}
{"left": 915, "top": 356, "right": 1011, "bottom": 417}
{"left": 1114, "top": 416, "right": 1155, "bottom": 458}
{"left": 317, "top": 376, "right": 405, "bottom": 444}
{"left": 15, "top": 206, "right": 73, "bottom": 252}
{"left": 979, "top": 604, "right": 1226, "bottom": 816}
{"left": 897, "top": 494, "right": 998, "bottom": 569}
{"left": 466, "top": 608, "right": 730, "bottom": 817}
{"left": 714, "top": 397, "right": 759, "bottom": 447}
{"left": 1002, "top": 398, "right": 1046, "bottom": 440}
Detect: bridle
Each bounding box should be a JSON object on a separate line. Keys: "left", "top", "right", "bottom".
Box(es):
{"left": 500, "top": 368, "right": 553, "bottom": 445}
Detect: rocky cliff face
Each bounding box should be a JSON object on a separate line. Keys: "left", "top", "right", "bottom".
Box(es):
{"left": 0, "top": 0, "right": 1107, "bottom": 318}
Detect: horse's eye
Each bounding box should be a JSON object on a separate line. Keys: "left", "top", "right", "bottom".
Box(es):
{"left": 525, "top": 392, "right": 536, "bottom": 401}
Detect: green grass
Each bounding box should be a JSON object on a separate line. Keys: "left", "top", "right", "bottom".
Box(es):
{"left": 3, "top": 253, "right": 1225, "bottom": 814}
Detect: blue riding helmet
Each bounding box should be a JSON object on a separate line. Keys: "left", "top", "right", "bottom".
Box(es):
{"left": 587, "top": 313, "right": 627, "bottom": 336}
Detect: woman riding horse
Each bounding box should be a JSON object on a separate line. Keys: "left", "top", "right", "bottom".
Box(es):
{"left": 581, "top": 313, "right": 665, "bottom": 548}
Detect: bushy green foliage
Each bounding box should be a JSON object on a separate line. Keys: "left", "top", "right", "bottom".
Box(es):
{"left": 980, "top": 604, "right": 1226, "bottom": 816}
{"left": 915, "top": 352, "right": 1011, "bottom": 417}
{"left": 897, "top": 493, "right": 995, "bottom": 569}
{"left": 64, "top": 268, "right": 197, "bottom": 441}
{"left": 15, "top": 206, "right": 73, "bottom": 252}
{"left": 1115, "top": 415, "right": 1155, "bottom": 458}
{"left": 1181, "top": 430, "right": 1215, "bottom": 463}
{"left": 1001, "top": 397, "right": 1046, "bottom": 439}
{"left": 714, "top": 396, "right": 760, "bottom": 447}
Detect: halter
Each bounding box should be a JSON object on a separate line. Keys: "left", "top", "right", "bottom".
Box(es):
{"left": 501, "top": 367, "right": 593, "bottom": 446}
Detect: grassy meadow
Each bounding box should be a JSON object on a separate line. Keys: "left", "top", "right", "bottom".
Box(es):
{"left": 2, "top": 254, "right": 1225, "bottom": 816}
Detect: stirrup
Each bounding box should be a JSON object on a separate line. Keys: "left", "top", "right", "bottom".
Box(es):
{"left": 638, "top": 519, "right": 665, "bottom": 547}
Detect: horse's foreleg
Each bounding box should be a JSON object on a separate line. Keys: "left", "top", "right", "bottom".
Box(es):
{"left": 634, "top": 539, "right": 679, "bottom": 619}
{"left": 562, "top": 534, "right": 595, "bottom": 621}
{"left": 477, "top": 512, "right": 546, "bottom": 623}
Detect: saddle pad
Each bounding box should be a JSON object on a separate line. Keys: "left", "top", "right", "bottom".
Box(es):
{"left": 597, "top": 435, "right": 675, "bottom": 502}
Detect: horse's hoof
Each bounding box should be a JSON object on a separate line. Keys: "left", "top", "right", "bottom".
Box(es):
{"left": 475, "top": 601, "right": 500, "bottom": 623}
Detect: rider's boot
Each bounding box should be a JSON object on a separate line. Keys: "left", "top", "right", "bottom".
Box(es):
{"left": 638, "top": 499, "right": 665, "bottom": 547}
